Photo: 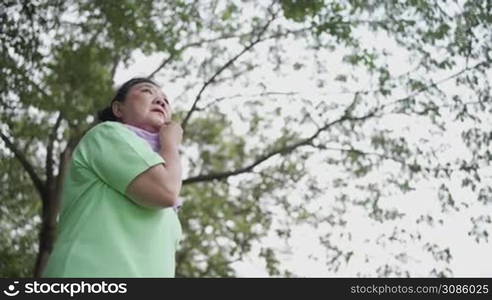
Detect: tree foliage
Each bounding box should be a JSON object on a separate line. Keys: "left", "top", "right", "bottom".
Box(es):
{"left": 1, "top": 0, "right": 491, "bottom": 277}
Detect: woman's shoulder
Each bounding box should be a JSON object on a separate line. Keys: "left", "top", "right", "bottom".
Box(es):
{"left": 89, "top": 121, "right": 125, "bottom": 132}
{"left": 74, "top": 121, "right": 134, "bottom": 159}
{"left": 83, "top": 121, "right": 128, "bottom": 139}
{"left": 74, "top": 122, "right": 132, "bottom": 149}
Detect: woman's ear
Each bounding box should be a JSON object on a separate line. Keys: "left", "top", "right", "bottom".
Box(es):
{"left": 112, "top": 101, "right": 123, "bottom": 119}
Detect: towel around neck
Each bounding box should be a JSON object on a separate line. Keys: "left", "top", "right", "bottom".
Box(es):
{"left": 124, "top": 123, "right": 161, "bottom": 152}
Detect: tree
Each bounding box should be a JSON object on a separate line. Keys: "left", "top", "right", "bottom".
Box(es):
{"left": 1, "top": 0, "right": 491, "bottom": 277}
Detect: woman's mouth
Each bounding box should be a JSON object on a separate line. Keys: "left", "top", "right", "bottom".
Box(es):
{"left": 151, "top": 109, "right": 165, "bottom": 116}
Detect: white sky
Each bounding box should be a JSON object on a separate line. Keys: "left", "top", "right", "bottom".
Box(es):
{"left": 114, "top": 13, "right": 492, "bottom": 277}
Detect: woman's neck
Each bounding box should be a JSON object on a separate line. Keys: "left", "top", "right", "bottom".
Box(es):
{"left": 124, "top": 123, "right": 160, "bottom": 152}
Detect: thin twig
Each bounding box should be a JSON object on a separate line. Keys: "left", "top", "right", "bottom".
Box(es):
{"left": 377, "top": 61, "right": 488, "bottom": 114}
{"left": 196, "top": 91, "right": 298, "bottom": 111}
{"left": 180, "top": 12, "right": 278, "bottom": 132}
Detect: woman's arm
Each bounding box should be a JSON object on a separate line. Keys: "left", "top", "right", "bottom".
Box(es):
{"left": 126, "top": 146, "right": 182, "bottom": 208}
{"left": 126, "top": 122, "right": 183, "bottom": 209}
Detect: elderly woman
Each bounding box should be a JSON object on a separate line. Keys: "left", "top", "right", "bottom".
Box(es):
{"left": 42, "top": 78, "right": 183, "bottom": 277}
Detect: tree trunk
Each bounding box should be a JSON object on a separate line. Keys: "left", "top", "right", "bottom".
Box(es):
{"left": 33, "top": 195, "right": 59, "bottom": 277}
{"left": 33, "top": 146, "right": 73, "bottom": 277}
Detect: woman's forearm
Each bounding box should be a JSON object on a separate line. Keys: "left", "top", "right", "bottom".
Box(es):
{"left": 158, "top": 145, "right": 182, "bottom": 198}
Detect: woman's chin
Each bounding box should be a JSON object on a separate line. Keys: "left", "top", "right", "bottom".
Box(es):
{"left": 151, "top": 119, "right": 166, "bottom": 129}
{"left": 137, "top": 118, "right": 164, "bottom": 133}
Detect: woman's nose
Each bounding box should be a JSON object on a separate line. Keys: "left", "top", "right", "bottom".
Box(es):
{"left": 153, "top": 97, "right": 165, "bottom": 107}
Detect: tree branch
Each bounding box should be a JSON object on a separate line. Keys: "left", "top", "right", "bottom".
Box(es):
{"left": 146, "top": 20, "right": 316, "bottom": 79}
{"left": 181, "top": 61, "right": 483, "bottom": 186}
{"left": 180, "top": 13, "right": 277, "bottom": 132}
{"left": 147, "top": 34, "right": 246, "bottom": 79}
{"left": 312, "top": 144, "right": 489, "bottom": 179}
{"left": 0, "top": 130, "right": 46, "bottom": 199}
{"left": 182, "top": 112, "right": 367, "bottom": 184}
{"left": 196, "top": 91, "right": 299, "bottom": 112}
{"left": 46, "top": 111, "right": 63, "bottom": 189}
{"left": 180, "top": 38, "right": 488, "bottom": 186}
{"left": 313, "top": 144, "right": 408, "bottom": 166}
{"left": 147, "top": 54, "right": 175, "bottom": 79}
{"left": 182, "top": 85, "right": 378, "bottom": 185}
{"left": 110, "top": 55, "right": 120, "bottom": 84}
{"left": 378, "top": 61, "right": 489, "bottom": 114}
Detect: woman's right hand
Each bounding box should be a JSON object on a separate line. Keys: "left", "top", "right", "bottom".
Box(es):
{"left": 159, "top": 121, "right": 183, "bottom": 149}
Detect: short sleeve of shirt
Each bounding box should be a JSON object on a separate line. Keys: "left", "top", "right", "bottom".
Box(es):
{"left": 75, "top": 121, "right": 165, "bottom": 195}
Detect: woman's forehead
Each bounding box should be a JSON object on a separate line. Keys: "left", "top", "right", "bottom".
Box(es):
{"left": 132, "top": 82, "right": 167, "bottom": 97}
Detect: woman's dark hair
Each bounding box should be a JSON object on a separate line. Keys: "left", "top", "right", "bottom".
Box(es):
{"left": 97, "top": 77, "right": 159, "bottom": 122}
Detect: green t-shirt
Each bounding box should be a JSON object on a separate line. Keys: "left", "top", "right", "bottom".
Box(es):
{"left": 42, "top": 121, "right": 182, "bottom": 278}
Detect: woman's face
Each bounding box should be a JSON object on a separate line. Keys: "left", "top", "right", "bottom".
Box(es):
{"left": 112, "top": 82, "right": 171, "bottom": 132}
